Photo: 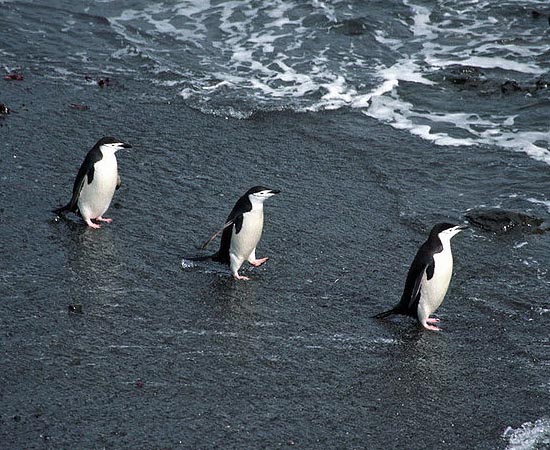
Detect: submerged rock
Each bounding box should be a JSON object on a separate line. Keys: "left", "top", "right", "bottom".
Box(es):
{"left": 465, "top": 208, "right": 547, "bottom": 233}
{"left": 443, "top": 65, "right": 486, "bottom": 87}
{"left": 439, "top": 65, "right": 549, "bottom": 95}
{"left": 500, "top": 80, "right": 522, "bottom": 94}
{"left": 338, "top": 18, "right": 369, "bottom": 36}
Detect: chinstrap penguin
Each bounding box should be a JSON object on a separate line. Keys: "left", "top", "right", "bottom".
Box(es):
{"left": 53, "top": 136, "right": 132, "bottom": 229}
{"left": 374, "top": 223, "right": 467, "bottom": 331}
{"left": 190, "top": 186, "right": 280, "bottom": 280}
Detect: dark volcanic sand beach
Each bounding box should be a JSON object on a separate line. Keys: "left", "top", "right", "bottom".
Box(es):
{"left": 1, "top": 1, "right": 549, "bottom": 449}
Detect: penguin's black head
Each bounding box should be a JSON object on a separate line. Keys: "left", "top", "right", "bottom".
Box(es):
{"left": 95, "top": 136, "right": 133, "bottom": 151}
{"left": 246, "top": 186, "right": 281, "bottom": 198}
{"left": 246, "top": 186, "right": 281, "bottom": 197}
{"left": 430, "top": 222, "right": 468, "bottom": 239}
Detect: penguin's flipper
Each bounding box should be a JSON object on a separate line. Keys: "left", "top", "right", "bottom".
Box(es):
{"left": 374, "top": 247, "right": 434, "bottom": 319}
{"left": 211, "top": 213, "right": 243, "bottom": 265}
{"left": 200, "top": 191, "right": 251, "bottom": 264}
{"left": 405, "top": 258, "right": 434, "bottom": 311}
{"left": 390, "top": 249, "right": 436, "bottom": 319}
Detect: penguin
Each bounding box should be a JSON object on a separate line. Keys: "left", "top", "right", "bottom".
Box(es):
{"left": 191, "top": 186, "right": 280, "bottom": 280}
{"left": 53, "top": 136, "right": 132, "bottom": 229}
{"left": 374, "top": 223, "right": 467, "bottom": 331}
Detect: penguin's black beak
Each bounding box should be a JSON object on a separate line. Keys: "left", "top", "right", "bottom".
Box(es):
{"left": 270, "top": 189, "right": 281, "bottom": 195}
{"left": 457, "top": 224, "right": 469, "bottom": 230}
{"left": 121, "top": 142, "right": 132, "bottom": 149}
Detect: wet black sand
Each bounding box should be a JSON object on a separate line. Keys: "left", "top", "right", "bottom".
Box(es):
{"left": 1, "top": 74, "right": 549, "bottom": 449}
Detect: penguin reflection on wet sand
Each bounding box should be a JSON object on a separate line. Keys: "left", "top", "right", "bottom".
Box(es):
{"left": 374, "top": 223, "right": 468, "bottom": 331}
{"left": 53, "top": 136, "right": 132, "bottom": 228}
{"left": 190, "top": 186, "right": 280, "bottom": 280}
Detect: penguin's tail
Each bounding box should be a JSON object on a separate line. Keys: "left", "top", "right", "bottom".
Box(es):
{"left": 185, "top": 254, "right": 216, "bottom": 262}
{"left": 210, "top": 251, "right": 229, "bottom": 265}
{"left": 183, "top": 251, "right": 230, "bottom": 266}
{"left": 53, "top": 197, "right": 79, "bottom": 216}
{"left": 185, "top": 251, "right": 229, "bottom": 263}
{"left": 52, "top": 203, "right": 71, "bottom": 215}
{"left": 372, "top": 307, "right": 400, "bottom": 319}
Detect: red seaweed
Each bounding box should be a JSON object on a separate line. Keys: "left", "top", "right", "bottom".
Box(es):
{"left": 4, "top": 73, "right": 24, "bottom": 81}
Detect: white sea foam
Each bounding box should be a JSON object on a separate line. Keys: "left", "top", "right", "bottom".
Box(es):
{"left": 312, "top": 0, "right": 337, "bottom": 23}
{"left": 181, "top": 258, "right": 197, "bottom": 269}
{"left": 364, "top": 93, "right": 480, "bottom": 147}
{"left": 108, "top": 0, "right": 550, "bottom": 167}
{"left": 374, "top": 30, "right": 403, "bottom": 51}
{"left": 526, "top": 198, "right": 550, "bottom": 213}
{"left": 427, "top": 56, "right": 544, "bottom": 75}
{"left": 408, "top": 2, "right": 437, "bottom": 40}
{"left": 360, "top": 1, "right": 550, "bottom": 164}
{"left": 503, "top": 418, "right": 550, "bottom": 450}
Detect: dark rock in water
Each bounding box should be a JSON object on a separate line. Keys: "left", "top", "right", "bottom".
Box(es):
{"left": 68, "top": 304, "right": 83, "bottom": 314}
{"left": 441, "top": 65, "right": 486, "bottom": 87}
{"left": 98, "top": 77, "right": 110, "bottom": 87}
{"left": 338, "top": 18, "right": 368, "bottom": 36}
{"left": 528, "top": 8, "right": 550, "bottom": 24}
{"left": 439, "top": 66, "right": 548, "bottom": 95}
{"left": 499, "top": 77, "right": 548, "bottom": 95}
{"left": 501, "top": 80, "right": 522, "bottom": 94}
{"left": 465, "top": 209, "right": 545, "bottom": 233}
{"left": 535, "top": 78, "right": 548, "bottom": 90}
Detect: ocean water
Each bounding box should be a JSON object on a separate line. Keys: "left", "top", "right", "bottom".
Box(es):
{"left": 1, "top": 1, "right": 549, "bottom": 449}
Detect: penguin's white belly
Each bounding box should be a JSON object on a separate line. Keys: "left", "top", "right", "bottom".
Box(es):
{"left": 419, "top": 250, "right": 453, "bottom": 318}
{"left": 230, "top": 210, "right": 264, "bottom": 261}
{"left": 78, "top": 157, "right": 118, "bottom": 219}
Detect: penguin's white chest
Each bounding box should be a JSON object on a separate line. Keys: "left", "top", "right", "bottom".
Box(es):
{"left": 230, "top": 209, "right": 264, "bottom": 260}
{"left": 419, "top": 246, "right": 453, "bottom": 317}
{"left": 78, "top": 154, "right": 118, "bottom": 218}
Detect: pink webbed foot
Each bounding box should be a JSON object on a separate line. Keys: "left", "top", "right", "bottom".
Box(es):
{"left": 250, "top": 257, "right": 268, "bottom": 267}
{"left": 426, "top": 317, "right": 440, "bottom": 324}
{"left": 85, "top": 219, "right": 101, "bottom": 229}
{"left": 233, "top": 273, "right": 251, "bottom": 281}
{"left": 423, "top": 324, "right": 442, "bottom": 331}
{"left": 96, "top": 216, "right": 113, "bottom": 223}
